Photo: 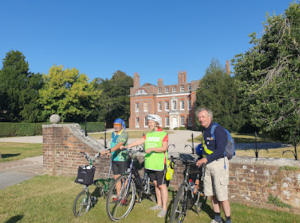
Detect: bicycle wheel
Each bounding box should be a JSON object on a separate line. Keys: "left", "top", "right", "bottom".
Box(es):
{"left": 73, "top": 190, "right": 92, "bottom": 217}
{"left": 106, "top": 175, "right": 136, "bottom": 221}
{"left": 170, "top": 184, "right": 187, "bottom": 223}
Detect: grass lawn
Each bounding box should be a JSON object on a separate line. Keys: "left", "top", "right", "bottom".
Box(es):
{"left": 0, "top": 175, "right": 299, "bottom": 223}
{"left": 0, "top": 142, "right": 42, "bottom": 162}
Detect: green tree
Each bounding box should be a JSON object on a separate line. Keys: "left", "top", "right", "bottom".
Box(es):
{"left": 0, "top": 50, "right": 43, "bottom": 122}
{"left": 195, "top": 59, "right": 241, "bottom": 131}
{"left": 39, "top": 65, "right": 101, "bottom": 122}
{"left": 92, "top": 70, "right": 133, "bottom": 127}
{"left": 232, "top": 3, "right": 300, "bottom": 147}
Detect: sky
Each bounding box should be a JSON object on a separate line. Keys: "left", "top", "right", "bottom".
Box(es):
{"left": 0, "top": 0, "right": 293, "bottom": 85}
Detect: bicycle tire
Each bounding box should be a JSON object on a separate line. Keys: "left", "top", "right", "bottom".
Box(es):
{"left": 73, "top": 190, "right": 92, "bottom": 217}
{"left": 170, "top": 184, "right": 187, "bottom": 223}
{"left": 106, "top": 175, "right": 136, "bottom": 221}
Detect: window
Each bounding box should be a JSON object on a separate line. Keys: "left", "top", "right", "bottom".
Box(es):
{"left": 172, "top": 87, "right": 176, "bottom": 93}
{"left": 188, "top": 85, "right": 192, "bottom": 91}
{"left": 158, "top": 102, "right": 162, "bottom": 111}
{"left": 158, "top": 87, "right": 162, "bottom": 94}
{"left": 165, "top": 117, "right": 170, "bottom": 127}
{"left": 136, "top": 89, "right": 147, "bottom": 95}
{"left": 144, "top": 103, "right": 148, "bottom": 112}
{"left": 165, "top": 88, "right": 169, "bottom": 93}
{"left": 172, "top": 100, "right": 177, "bottom": 110}
{"left": 188, "top": 100, "right": 192, "bottom": 110}
{"left": 135, "top": 117, "right": 140, "bottom": 128}
{"left": 165, "top": 101, "right": 169, "bottom": 111}
{"left": 180, "top": 100, "right": 184, "bottom": 110}
{"left": 180, "top": 85, "right": 185, "bottom": 92}
{"left": 135, "top": 103, "right": 139, "bottom": 112}
{"left": 181, "top": 116, "right": 185, "bottom": 126}
{"left": 144, "top": 117, "right": 148, "bottom": 127}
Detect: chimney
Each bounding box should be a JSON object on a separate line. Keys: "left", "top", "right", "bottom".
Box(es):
{"left": 157, "top": 78, "right": 163, "bottom": 87}
{"left": 133, "top": 72, "right": 140, "bottom": 88}
{"left": 178, "top": 71, "right": 187, "bottom": 84}
{"left": 226, "top": 60, "right": 230, "bottom": 75}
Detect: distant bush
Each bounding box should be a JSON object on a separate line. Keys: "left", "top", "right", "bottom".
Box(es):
{"left": 79, "top": 122, "right": 105, "bottom": 133}
{"left": 163, "top": 127, "right": 169, "bottom": 130}
{"left": 0, "top": 121, "right": 105, "bottom": 137}
{"left": 174, "top": 127, "right": 187, "bottom": 130}
{"left": 0, "top": 122, "right": 43, "bottom": 137}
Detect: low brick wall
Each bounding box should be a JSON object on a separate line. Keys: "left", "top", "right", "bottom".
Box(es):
{"left": 43, "top": 124, "right": 300, "bottom": 210}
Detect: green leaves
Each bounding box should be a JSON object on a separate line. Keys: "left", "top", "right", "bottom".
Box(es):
{"left": 232, "top": 2, "right": 300, "bottom": 144}
{"left": 39, "top": 65, "right": 101, "bottom": 122}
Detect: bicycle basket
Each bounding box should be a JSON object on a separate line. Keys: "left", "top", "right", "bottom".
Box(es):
{"left": 75, "top": 165, "right": 96, "bottom": 186}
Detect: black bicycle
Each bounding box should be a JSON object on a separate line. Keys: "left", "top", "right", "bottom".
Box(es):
{"left": 106, "top": 148, "right": 156, "bottom": 221}
{"left": 170, "top": 153, "right": 207, "bottom": 223}
{"left": 73, "top": 151, "right": 114, "bottom": 217}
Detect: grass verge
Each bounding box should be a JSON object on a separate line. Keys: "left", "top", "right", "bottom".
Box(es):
{"left": 0, "top": 142, "right": 42, "bottom": 162}
{"left": 0, "top": 175, "right": 299, "bottom": 223}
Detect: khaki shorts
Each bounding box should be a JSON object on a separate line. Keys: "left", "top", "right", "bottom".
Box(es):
{"left": 204, "top": 157, "right": 229, "bottom": 201}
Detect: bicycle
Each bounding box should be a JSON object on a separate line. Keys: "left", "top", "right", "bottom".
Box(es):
{"left": 106, "top": 147, "right": 156, "bottom": 221}
{"left": 73, "top": 151, "right": 114, "bottom": 217}
{"left": 170, "top": 153, "right": 207, "bottom": 223}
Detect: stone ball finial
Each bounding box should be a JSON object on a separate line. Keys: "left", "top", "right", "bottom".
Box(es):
{"left": 50, "top": 114, "right": 60, "bottom": 124}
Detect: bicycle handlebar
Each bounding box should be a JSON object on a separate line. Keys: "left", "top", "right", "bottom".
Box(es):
{"left": 80, "top": 151, "right": 100, "bottom": 162}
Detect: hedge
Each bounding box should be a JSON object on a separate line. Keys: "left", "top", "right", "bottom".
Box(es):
{"left": 0, "top": 122, "right": 105, "bottom": 137}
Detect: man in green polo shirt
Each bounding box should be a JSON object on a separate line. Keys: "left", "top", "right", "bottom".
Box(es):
{"left": 124, "top": 114, "right": 168, "bottom": 218}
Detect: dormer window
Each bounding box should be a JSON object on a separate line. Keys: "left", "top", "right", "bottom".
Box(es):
{"left": 180, "top": 85, "right": 185, "bottom": 92}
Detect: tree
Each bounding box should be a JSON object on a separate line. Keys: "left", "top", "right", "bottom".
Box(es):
{"left": 92, "top": 70, "right": 133, "bottom": 127}
{"left": 195, "top": 59, "right": 241, "bottom": 131}
{"left": 232, "top": 3, "right": 300, "bottom": 148}
{"left": 0, "top": 50, "right": 43, "bottom": 122}
{"left": 39, "top": 65, "right": 101, "bottom": 122}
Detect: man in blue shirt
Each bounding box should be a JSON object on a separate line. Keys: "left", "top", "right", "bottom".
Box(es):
{"left": 196, "top": 108, "right": 232, "bottom": 223}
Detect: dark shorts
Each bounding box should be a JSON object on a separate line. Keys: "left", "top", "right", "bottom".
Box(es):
{"left": 112, "top": 161, "right": 129, "bottom": 175}
{"left": 146, "top": 168, "right": 166, "bottom": 186}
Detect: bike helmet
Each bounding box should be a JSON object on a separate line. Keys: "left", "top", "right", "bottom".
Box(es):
{"left": 113, "top": 118, "right": 126, "bottom": 129}
{"left": 147, "top": 114, "right": 162, "bottom": 127}
{"left": 195, "top": 143, "right": 203, "bottom": 157}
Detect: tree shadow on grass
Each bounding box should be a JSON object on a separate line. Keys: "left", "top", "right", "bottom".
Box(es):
{"left": 1, "top": 153, "right": 21, "bottom": 159}
{"left": 5, "top": 215, "right": 23, "bottom": 223}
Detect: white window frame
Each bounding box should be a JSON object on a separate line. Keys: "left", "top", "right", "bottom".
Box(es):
{"left": 144, "top": 116, "right": 148, "bottom": 127}
{"left": 144, "top": 102, "right": 148, "bottom": 112}
{"left": 180, "top": 100, "right": 184, "bottom": 110}
{"left": 165, "top": 88, "right": 169, "bottom": 93}
{"left": 172, "top": 99, "right": 177, "bottom": 110}
{"left": 135, "top": 117, "right": 140, "bottom": 128}
{"left": 188, "top": 100, "right": 192, "bottom": 111}
{"left": 165, "top": 101, "right": 169, "bottom": 111}
{"left": 172, "top": 87, "right": 176, "bottom": 93}
{"left": 188, "top": 85, "right": 192, "bottom": 91}
{"left": 180, "top": 116, "right": 185, "bottom": 126}
{"left": 158, "top": 87, "right": 162, "bottom": 94}
{"left": 180, "top": 85, "right": 185, "bottom": 92}
{"left": 135, "top": 103, "right": 139, "bottom": 112}
{"left": 158, "top": 102, "right": 162, "bottom": 111}
{"left": 165, "top": 117, "right": 170, "bottom": 127}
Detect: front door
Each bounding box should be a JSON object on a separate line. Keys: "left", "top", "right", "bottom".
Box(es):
{"left": 171, "top": 117, "right": 178, "bottom": 129}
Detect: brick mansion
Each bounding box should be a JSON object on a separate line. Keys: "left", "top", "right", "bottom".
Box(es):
{"left": 129, "top": 71, "right": 200, "bottom": 129}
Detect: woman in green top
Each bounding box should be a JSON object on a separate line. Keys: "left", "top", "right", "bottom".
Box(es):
{"left": 123, "top": 114, "right": 168, "bottom": 218}
{"left": 101, "top": 118, "right": 128, "bottom": 201}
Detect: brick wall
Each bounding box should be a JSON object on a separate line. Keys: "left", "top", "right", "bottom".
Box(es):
{"left": 43, "top": 124, "right": 300, "bottom": 210}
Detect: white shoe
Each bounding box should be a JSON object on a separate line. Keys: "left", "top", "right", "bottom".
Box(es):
{"left": 149, "top": 205, "right": 162, "bottom": 211}
{"left": 157, "top": 209, "right": 167, "bottom": 218}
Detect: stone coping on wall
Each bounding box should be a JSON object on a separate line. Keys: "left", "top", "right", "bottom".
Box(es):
{"left": 230, "top": 156, "right": 300, "bottom": 168}
{"left": 43, "top": 123, "right": 105, "bottom": 152}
